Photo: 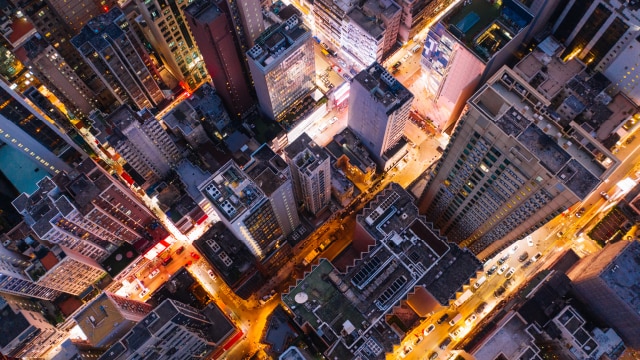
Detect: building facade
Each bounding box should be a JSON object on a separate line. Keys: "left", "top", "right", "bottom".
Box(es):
{"left": 284, "top": 133, "right": 332, "bottom": 215}
{"left": 348, "top": 62, "right": 413, "bottom": 169}
{"left": 71, "top": 7, "right": 166, "bottom": 111}
{"left": 312, "top": 0, "right": 356, "bottom": 47}
{"left": 184, "top": 0, "right": 255, "bottom": 118}
{"left": 0, "top": 243, "right": 62, "bottom": 300}
{"left": 418, "top": 66, "right": 618, "bottom": 260}
{"left": 247, "top": 16, "right": 315, "bottom": 122}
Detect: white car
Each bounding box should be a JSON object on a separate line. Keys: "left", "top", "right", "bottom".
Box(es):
{"left": 526, "top": 235, "right": 534, "bottom": 247}
{"left": 531, "top": 252, "right": 542, "bottom": 262}
{"left": 329, "top": 116, "right": 338, "bottom": 124}
{"left": 505, "top": 267, "right": 516, "bottom": 279}
{"left": 423, "top": 324, "right": 436, "bottom": 336}
{"left": 509, "top": 244, "right": 519, "bottom": 254}
{"left": 497, "top": 264, "right": 508, "bottom": 275}
{"left": 207, "top": 269, "right": 216, "bottom": 279}
{"left": 465, "top": 314, "right": 477, "bottom": 325}
{"left": 148, "top": 268, "right": 160, "bottom": 279}
{"left": 139, "top": 288, "right": 150, "bottom": 298}
{"left": 399, "top": 346, "right": 413, "bottom": 358}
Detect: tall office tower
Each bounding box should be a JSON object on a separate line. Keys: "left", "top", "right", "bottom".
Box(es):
{"left": 223, "top": 0, "right": 264, "bottom": 48}
{"left": 342, "top": 0, "right": 402, "bottom": 66}
{"left": 22, "top": 244, "right": 106, "bottom": 296}
{"left": 0, "top": 79, "right": 85, "bottom": 175}
{"left": 246, "top": 16, "right": 315, "bottom": 122}
{"left": 132, "top": 0, "right": 208, "bottom": 92}
{"left": 567, "top": 240, "right": 640, "bottom": 348}
{"left": 42, "top": 0, "right": 116, "bottom": 33}
{"left": 98, "top": 299, "right": 224, "bottom": 360}
{"left": 199, "top": 157, "right": 296, "bottom": 259}
{"left": 312, "top": 0, "right": 356, "bottom": 47}
{"left": 398, "top": 0, "right": 454, "bottom": 43}
{"left": 284, "top": 133, "right": 332, "bottom": 215}
{"left": 13, "top": 159, "right": 156, "bottom": 261}
{"left": 0, "top": 241, "right": 62, "bottom": 300}
{"left": 73, "top": 291, "right": 153, "bottom": 349}
{"left": 348, "top": 62, "right": 413, "bottom": 170}
{"left": 0, "top": 301, "right": 67, "bottom": 359}
{"left": 244, "top": 145, "right": 300, "bottom": 238}
{"left": 13, "top": 0, "right": 120, "bottom": 113}
{"left": 184, "top": 0, "right": 255, "bottom": 118}
{"left": 71, "top": 7, "right": 166, "bottom": 112}
{"left": 421, "top": 0, "right": 534, "bottom": 132}
{"left": 418, "top": 66, "right": 618, "bottom": 260}
{"left": 554, "top": 0, "right": 639, "bottom": 72}
{"left": 106, "top": 105, "right": 181, "bottom": 188}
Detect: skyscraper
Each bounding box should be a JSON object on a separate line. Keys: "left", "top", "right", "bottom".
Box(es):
{"left": 106, "top": 105, "right": 181, "bottom": 188}
{"left": 418, "top": 66, "right": 618, "bottom": 259}
{"left": 284, "top": 133, "right": 332, "bottom": 215}
{"left": 184, "top": 0, "right": 255, "bottom": 118}
{"left": 0, "top": 80, "right": 85, "bottom": 175}
{"left": 42, "top": 0, "right": 116, "bottom": 33}
{"left": 348, "top": 62, "right": 413, "bottom": 170}
{"left": 132, "top": 0, "right": 209, "bottom": 92}
{"left": 71, "top": 7, "right": 166, "bottom": 111}
{"left": 567, "top": 240, "right": 640, "bottom": 348}
{"left": 0, "top": 240, "right": 62, "bottom": 300}
{"left": 246, "top": 15, "right": 315, "bottom": 122}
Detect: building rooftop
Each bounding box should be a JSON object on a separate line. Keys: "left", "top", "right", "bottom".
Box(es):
{"left": 441, "top": 0, "right": 532, "bottom": 61}
{"left": 184, "top": 0, "right": 224, "bottom": 24}
{"left": 244, "top": 145, "right": 289, "bottom": 197}
{"left": 347, "top": 8, "right": 384, "bottom": 40}
{"left": 247, "top": 16, "right": 310, "bottom": 70}
{"left": 472, "top": 68, "right": 613, "bottom": 199}
{"left": 596, "top": 240, "right": 640, "bottom": 315}
{"left": 327, "top": 128, "right": 377, "bottom": 174}
{"left": 353, "top": 63, "right": 414, "bottom": 113}
{"left": 285, "top": 133, "right": 329, "bottom": 175}
{"left": 71, "top": 7, "right": 126, "bottom": 54}
{"left": 356, "top": 182, "right": 418, "bottom": 242}
{"left": 199, "top": 161, "right": 264, "bottom": 221}
{"left": 193, "top": 222, "right": 258, "bottom": 289}
{"left": 174, "top": 159, "right": 212, "bottom": 203}
{"left": 182, "top": 83, "right": 230, "bottom": 132}
{"left": 471, "top": 312, "right": 542, "bottom": 360}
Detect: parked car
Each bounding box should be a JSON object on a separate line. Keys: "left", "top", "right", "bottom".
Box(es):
{"left": 518, "top": 252, "right": 529, "bottom": 262}
{"left": 531, "top": 252, "right": 542, "bottom": 262}
{"left": 439, "top": 337, "right": 452, "bottom": 350}
{"left": 207, "top": 269, "right": 216, "bottom": 279}
{"left": 139, "top": 288, "right": 150, "bottom": 298}
{"left": 148, "top": 268, "right": 160, "bottom": 279}
{"left": 424, "top": 324, "right": 436, "bottom": 335}
{"left": 190, "top": 252, "right": 200, "bottom": 260}
{"left": 505, "top": 267, "right": 516, "bottom": 279}
{"left": 176, "top": 246, "right": 185, "bottom": 254}
{"left": 526, "top": 235, "right": 534, "bottom": 246}
{"left": 486, "top": 265, "right": 498, "bottom": 276}
{"left": 436, "top": 313, "right": 449, "bottom": 324}
{"left": 497, "top": 264, "right": 508, "bottom": 275}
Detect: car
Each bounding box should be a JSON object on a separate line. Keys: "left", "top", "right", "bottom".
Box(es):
{"left": 185, "top": 260, "right": 192, "bottom": 267}
{"left": 465, "top": 314, "right": 477, "bottom": 325}
{"left": 497, "top": 254, "right": 509, "bottom": 265}
{"left": 393, "top": 61, "right": 402, "bottom": 68}
{"left": 494, "top": 286, "right": 506, "bottom": 298}
{"left": 148, "top": 268, "right": 160, "bottom": 279}
{"left": 190, "top": 252, "right": 200, "bottom": 260}
{"left": 505, "top": 267, "right": 516, "bottom": 279}
{"left": 531, "top": 252, "right": 542, "bottom": 262}
{"left": 475, "top": 302, "right": 487, "bottom": 315}
{"left": 486, "top": 265, "right": 498, "bottom": 276}
{"left": 161, "top": 256, "right": 173, "bottom": 266}
{"left": 503, "top": 278, "right": 514, "bottom": 288}
{"left": 450, "top": 327, "right": 461, "bottom": 338}
{"left": 415, "top": 335, "right": 424, "bottom": 345}
{"left": 329, "top": 116, "right": 338, "bottom": 124}
{"left": 439, "top": 337, "right": 452, "bottom": 350}
{"left": 399, "top": 345, "right": 413, "bottom": 358}
{"left": 600, "top": 191, "right": 610, "bottom": 200}
{"left": 321, "top": 42, "right": 329, "bottom": 49}
{"left": 556, "top": 231, "right": 564, "bottom": 237}
{"left": 350, "top": 68, "right": 358, "bottom": 76}
{"left": 176, "top": 246, "right": 185, "bottom": 254}
{"left": 207, "top": 269, "right": 216, "bottom": 279}
{"left": 139, "top": 288, "right": 150, "bottom": 298}
{"left": 509, "top": 244, "right": 519, "bottom": 254}
{"left": 576, "top": 207, "right": 586, "bottom": 218}
{"left": 526, "top": 235, "right": 534, "bottom": 247}
{"left": 436, "top": 313, "right": 449, "bottom": 324}
{"left": 429, "top": 352, "right": 439, "bottom": 360}
{"left": 518, "top": 252, "right": 529, "bottom": 262}
{"left": 497, "top": 264, "right": 508, "bottom": 275}
{"left": 337, "top": 59, "right": 347, "bottom": 67}
{"left": 424, "top": 324, "right": 436, "bottom": 335}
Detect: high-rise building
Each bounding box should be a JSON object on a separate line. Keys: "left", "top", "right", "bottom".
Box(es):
{"left": 42, "top": 0, "right": 116, "bottom": 33}
{"left": 0, "top": 301, "right": 67, "bottom": 359}
{"left": 184, "top": 0, "right": 255, "bottom": 118}
{"left": 98, "top": 299, "right": 231, "bottom": 360}
{"left": 418, "top": 66, "right": 618, "bottom": 259}
{"left": 567, "top": 240, "right": 640, "bottom": 348}
{"left": 71, "top": 7, "right": 166, "bottom": 111}
{"left": 12, "top": 159, "right": 157, "bottom": 261}
{"left": 246, "top": 16, "right": 315, "bottom": 122}
{"left": 132, "top": 0, "right": 209, "bottom": 92}
{"left": 553, "top": 0, "right": 639, "bottom": 72}
{"left": 0, "top": 80, "right": 85, "bottom": 175}
{"left": 22, "top": 244, "right": 106, "bottom": 296}
{"left": 222, "top": 0, "right": 264, "bottom": 48}
{"left": 0, "top": 240, "right": 62, "bottom": 300}
{"left": 73, "top": 291, "right": 153, "bottom": 349}
{"left": 397, "top": 0, "right": 455, "bottom": 43}
{"left": 312, "top": 0, "right": 356, "bottom": 47}
{"left": 106, "top": 105, "right": 181, "bottom": 188}
{"left": 348, "top": 62, "right": 413, "bottom": 170}
{"left": 199, "top": 161, "right": 280, "bottom": 258}
{"left": 420, "top": 0, "right": 535, "bottom": 132}
{"left": 284, "top": 133, "right": 332, "bottom": 215}
{"left": 342, "top": 0, "right": 401, "bottom": 66}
